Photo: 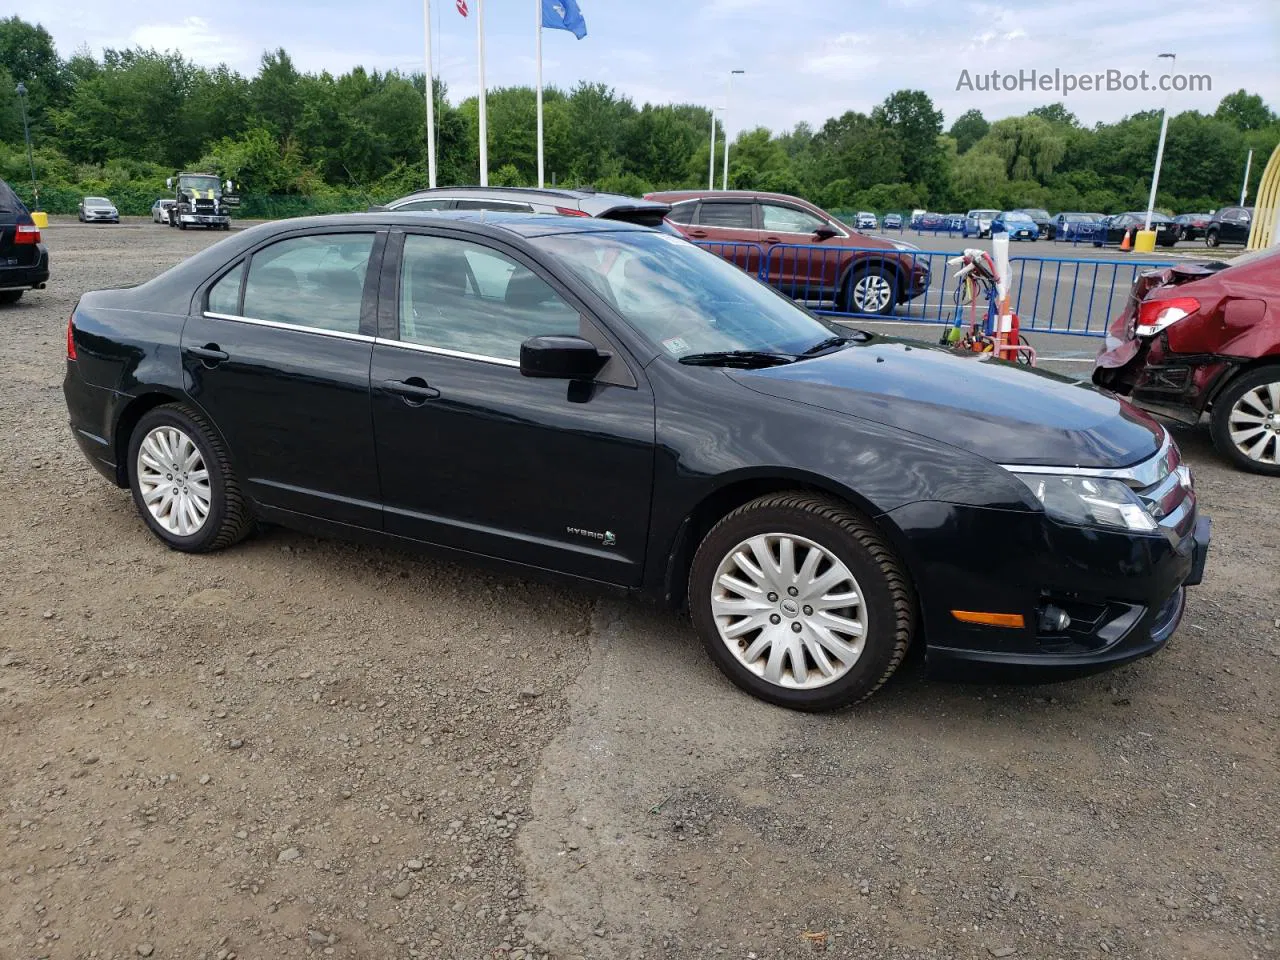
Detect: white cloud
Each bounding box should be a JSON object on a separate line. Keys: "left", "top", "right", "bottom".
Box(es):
{"left": 129, "top": 16, "right": 247, "bottom": 67}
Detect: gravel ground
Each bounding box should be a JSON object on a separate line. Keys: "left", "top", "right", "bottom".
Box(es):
{"left": 1, "top": 217, "right": 1276, "bottom": 960}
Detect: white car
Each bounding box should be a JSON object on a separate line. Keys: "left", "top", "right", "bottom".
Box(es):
{"left": 78, "top": 197, "right": 119, "bottom": 223}
{"left": 151, "top": 198, "right": 176, "bottom": 224}
{"left": 855, "top": 211, "right": 878, "bottom": 230}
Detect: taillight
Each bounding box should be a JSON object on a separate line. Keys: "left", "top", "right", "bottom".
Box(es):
{"left": 553, "top": 206, "right": 590, "bottom": 217}
{"left": 15, "top": 223, "right": 40, "bottom": 244}
{"left": 1136, "top": 296, "right": 1199, "bottom": 338}
{"left": 66, "top": 311, "right": 77, "bottom": 361}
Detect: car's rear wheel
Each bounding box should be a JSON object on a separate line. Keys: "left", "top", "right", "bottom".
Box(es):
{"left": 128, "top": 405, "right": 254, "bottom": 551}
{"left": 0, "top": 290, "right": 23, "bottom": 304}
{"left": 842, "top": 267, "right": 899, "bottom": 316}
{"left": 688, "top": 493, "right": 916, "bottom": 711}
{"left": 1210, "top": 367, "right": 1280, "bottom": 476}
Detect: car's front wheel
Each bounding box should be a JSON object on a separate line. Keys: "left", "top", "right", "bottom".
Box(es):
{"left": 1210, "top": 366, "right": 1280, "bottom": 476}
{"left": 843, "top": 267, "right": 899, "bottom": 316}
{"left": 688, "top": 493, "right": 916, "bottom": 711}
{"left": 128, "top": 404, "right": 254, "bottom": 551}
{"left": 1205, "top": 230, "right": 1220, "bottom": 248}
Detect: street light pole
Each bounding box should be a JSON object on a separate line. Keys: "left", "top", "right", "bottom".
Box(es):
{"left": 721, "top": 69, "right": 744, "bottom": 191}
{"left": 1240, "top": 148, "right": 1254, "bottom": 206}
{"left": 1144, "top": 52, "right": 1176, "bottom": 232}
{"left": 15, "top": 82, "right": 39, "bottom": 210}
{"left": 707, "top": 107, "right": 717, "bottom": 191}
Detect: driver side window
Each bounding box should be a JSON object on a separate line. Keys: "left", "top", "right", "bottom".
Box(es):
{"left": 760, "top": 203, "right": 828, "bottom": 234}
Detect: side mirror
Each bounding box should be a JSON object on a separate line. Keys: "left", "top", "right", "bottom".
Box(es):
{"left": 813, "top": 225, "right": 838, "bottom": 240}
{"left": 165, "top": 177, "right": 174, "bottom": 189}
{"left": 519, "top": 335, "right": 607, "bottom": 380}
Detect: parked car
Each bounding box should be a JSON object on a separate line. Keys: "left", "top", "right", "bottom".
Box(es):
{"left": 78, "top": 196, "right": 119, "bottom": 223}
{"left": 382, "top": 186, "right": 671, "bottom": 226}
{"left": 946, "top": 213, "right": 967, "bottom": 232}
{"left": 962, "top": 209, "right": 999, "bottom": 238}
{"left": 992, "top": 211, "right": 1039, "bottom": 241}
{"left": 1094, "top": 246, "right": 1280, "bottom": 474}
{"left": 1173, "top": 213, "right": 1212, "bottom": 242}
{"left": 645, "top": 189, "right": 929, "bottom": 316}
{"left": 855, "top": 211, "right": 878, "bottom": 230}
{"left": 0, "top": 178, "right": 49, "bottom": 304}
{"left": 1015, "top": 208, "right": 1055, "bottom": 240}
{"left": 1055, "top": 212, "right": 1099, "bottom": 241}
{"left": 152, "top": 198, "right": 176, "bottom": 224}
{"left": 916, "top": 212, "right": 949, "bottom": 231}
{"left": 63, "top": 211, "right": 1209, "bottom": 710}
{"left": 1204, "top": 206, "right": 1253, "bottom": 247}
{"left": 883, "top": 213, "right": 903, "bottom": 230}
{"left": 1092, "top": 212, "right": 1179, "bottom": 248}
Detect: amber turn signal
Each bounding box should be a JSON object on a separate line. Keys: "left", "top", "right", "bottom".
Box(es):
{"left": 951, "top": 610, "right": 1026, "bottom": 628}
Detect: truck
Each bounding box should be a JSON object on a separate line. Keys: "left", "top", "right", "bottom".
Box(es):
{"left": 166, "top": 172, "right": 236, "bottom": 230}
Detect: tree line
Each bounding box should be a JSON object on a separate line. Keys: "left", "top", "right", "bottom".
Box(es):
{"left": 1, "top": 15, "right": 1276, "bottom": 217}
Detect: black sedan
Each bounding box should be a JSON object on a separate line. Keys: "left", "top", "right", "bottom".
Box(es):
{"left": 1092, "top": 212, "right": 1180, "bottom": 248}
{"left": 63, "top": 213, "right": 1210, "bottom": 711}
{"left": 1015, "top": 208, "right": 1055, "bottom": 239}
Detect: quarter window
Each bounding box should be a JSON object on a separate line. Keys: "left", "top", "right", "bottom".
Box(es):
{"left": 399, "top": 235, "right": 579, "bottom": 362}
{"left": 207, "top": 263, "right": 243, "bottom": 315}
{"left": 395, "top": 199, "right": 453, "bottom": 211}
{"left": 241, "top": 234, "right": 375, "bottom": 334}
{"left": 667, "top": 201, "right": 697, "bottom": 225}
{"left": 696, "top": 202, "right": 755, "bottom": 229}
{"left": 760, "top": 204, "right": 828, "bottom": 234}
{"left": 454, "top": 199, "right": 536, "bottom": 213}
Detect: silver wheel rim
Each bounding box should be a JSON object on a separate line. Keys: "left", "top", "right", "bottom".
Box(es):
{"left": 1228, "top": 381, "right": 1280, "bottom": 465}
{"left": 853, "top": 275, "right": 893, "bottom": 313}
{"left": 711, "top": 533, "right": 868, "bottom": 690}
{"left": 136, "top": 426, "right": 212, "bottom": 536}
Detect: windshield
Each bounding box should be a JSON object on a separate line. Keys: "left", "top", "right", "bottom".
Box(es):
{"left": 86, "top": 197, "right": 111, "bottom": 205}
{"left": 1022, "top": 209, "right": 1050, "bottom": 219}
{"left": 179, "top": 175, "right": 221, "bottom": 194}
{"left": 970, "top": 210, "right": 998, "bottom": 219}
{"left": 1003, "top": 212, "right": 1034, "bottom": 223}
{"left": 534, "top": 230, "right": 837, "bottom": 358}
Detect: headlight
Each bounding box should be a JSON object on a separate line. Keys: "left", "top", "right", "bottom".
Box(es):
{"left": 1011, "top": 472, "right": 1157, "bottom": 532}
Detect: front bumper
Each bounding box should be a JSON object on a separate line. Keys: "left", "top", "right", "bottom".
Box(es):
{"left": 0, "top": 245, "right": 50, "bottom": 290}
{"left": 180, "top": 213, "right": 230, "bottom": 225}
{"left": 886, "top": 499, "right": 1210, "bottom": 682}
{"left": 83, "top": 212, "right": 118, "bottom": 221}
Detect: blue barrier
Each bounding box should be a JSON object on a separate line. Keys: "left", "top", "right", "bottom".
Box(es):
{"left": 693, "top": 240, "right": 1177, "bottom": 338}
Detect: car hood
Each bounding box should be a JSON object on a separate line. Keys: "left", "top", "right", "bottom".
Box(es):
{"left": 729, "top": 338, "right": 1163, "bottom": 468}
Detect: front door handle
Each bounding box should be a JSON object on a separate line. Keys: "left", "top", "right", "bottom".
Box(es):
{"left": 189, "top": 343, "right": 229, "bottom": 364}
{"left": 763, "top": 236, "right": 781, "bottom": 244}
{"left": 687, "top": 229, "right": 708, "bottom": 238}
{"left": 383, "top": 376, "right": 441, "bottom": 405}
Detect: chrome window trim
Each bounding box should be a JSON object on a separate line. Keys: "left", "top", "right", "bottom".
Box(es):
{"left": 373, "top": 336, "right": 520, "bottom": 368}
{"left": 202, "top": 311, "right": 375, "bottom": 343}
{"left": 1000, "top": 432, "right": 1175, "bottom": 488}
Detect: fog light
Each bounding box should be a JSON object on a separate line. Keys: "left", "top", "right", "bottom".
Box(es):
{"left": 1038, "top": 605, "right": 1072, "bottom": 633}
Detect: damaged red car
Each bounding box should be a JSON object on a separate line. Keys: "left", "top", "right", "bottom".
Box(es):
{"left": 1094, "top": 246, "right": 1280, "bottom": 475}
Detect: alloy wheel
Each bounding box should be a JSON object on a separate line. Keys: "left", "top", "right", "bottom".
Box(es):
{"left": 710, "top": 533, "right": 868, "bottom": 690}
{"left": 135, "top": 425, "right": 212, "bottom": 536}
{"left": 1228, "top": 381, "right": 1280, "bottom": 466}
{"left": 852, "top": 274, "right": 893, "bottom": 313}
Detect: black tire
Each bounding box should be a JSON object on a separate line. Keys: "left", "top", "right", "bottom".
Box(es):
{"left": 0, "top": 290, "right": 23, "bottom": 304}
{"left": 688, "top": 492, "right": 916, "bottom": 711}
{"left": 1205, "top": 229, "right": 1220, "bottom": 248}
{"left": 127, "top": 404, "right": 254, "bottom": 552}
{"left": 178, "top": 219, "right": 187, "bottom": 230}
{"left": 841, "top": 265, "right": 900, "bottom": 316}
{"left": 1209, "top": 366, "right": 1280, "bottom": 476}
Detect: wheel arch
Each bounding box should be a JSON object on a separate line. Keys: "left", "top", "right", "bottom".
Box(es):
{"left": 1205, "top": 356, "right": 1280, "bottom": 409}
{"left": 660, "top": 470, "right": 921, "bottom": 611}
{"left": 111, "top": 390, "right": 235, "bottom": 488}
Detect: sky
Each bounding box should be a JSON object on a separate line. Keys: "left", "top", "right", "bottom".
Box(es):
{"left": 13, "top": 0, "right": 1280, "bottom": 136}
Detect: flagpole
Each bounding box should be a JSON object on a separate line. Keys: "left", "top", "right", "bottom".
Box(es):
{"left": 423, "top": 0, "right": 437, "bottom": 188}
{"left": 536, "top": 0, "right": 545, "bottom": 188}
{"left": 477, "top": 0, "right": 488, "bottom": 186}
{"left": 708, "top": 108, "right": 716, "bottom": 191}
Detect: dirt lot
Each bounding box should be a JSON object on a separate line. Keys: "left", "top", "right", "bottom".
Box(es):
{"left": 1, "top": 217, "right": 1276, "bottom": 960}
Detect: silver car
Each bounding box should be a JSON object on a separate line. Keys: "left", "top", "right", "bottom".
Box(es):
{"left": 78, "top": 196, "right": 119, "bottom": 223}
{"left": 151, "top": 198, "right": 175, "bottom": 224}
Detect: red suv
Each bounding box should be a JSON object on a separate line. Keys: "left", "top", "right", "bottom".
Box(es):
{"left": 1093, "top": 246, "right": 1280, "bottom": 474}
{"left": 645, "top": 190, "right": 930, "bottom": 315}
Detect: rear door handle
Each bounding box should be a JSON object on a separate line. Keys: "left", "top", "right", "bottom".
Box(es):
{"left": 383, "top": 377, "right": 441, "bottom": 405}
{"left": 763, "top": 236, "right": 781, "bottom": 244}
{"left": 189, "top": 343, "right": 229, "bottom": 364}
{"left": 688, "top": 229, "right": 708, "bottom": 238}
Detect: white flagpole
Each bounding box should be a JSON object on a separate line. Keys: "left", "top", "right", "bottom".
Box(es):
{"left": 423, "top": 0, "right": 437, "bottom": 188}
{"left": 536, "top": 0, "right": 544, "bottom": 188}
{"left": 477, "top": 0, "right": 488, "bottom": 186}
{"left": 708, "top": 109, "right": 716, "bottom": 190}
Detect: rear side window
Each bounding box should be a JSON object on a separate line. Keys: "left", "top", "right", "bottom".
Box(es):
{"left": 207, "top": 263, "right": 243, "bottom": 315}
{"left": 454, "top": 199, "right": 536, "bottom": 213}
{"left": 666, "top": 201, "right": 697, "bottom": 225}
{"left": 396, "top": 199, "right": 453, "bottom": 211}
{"left": 697, "top": 202, "right": 755, "bottom": 228}
{"left": 241, "top": 233, "right": 375, "bottom": 334}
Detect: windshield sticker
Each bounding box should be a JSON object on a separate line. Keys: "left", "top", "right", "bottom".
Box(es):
{"left": 662, "top": 336, "right": 691, "bottom": 356}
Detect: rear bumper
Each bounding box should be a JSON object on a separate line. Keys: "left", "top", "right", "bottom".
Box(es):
{"left": 885, "top": 501, "right": 1210, "bottom": 683}
{"left": 0, "top": 246, "right": 50, "bottom": 290}
{"left": 1092, "top": 337, "right": 1234, "bottom": 425}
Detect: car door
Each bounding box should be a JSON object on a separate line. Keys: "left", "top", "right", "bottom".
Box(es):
{"left": 368, "top": 229, "right": 656, "bottom": 586}
{"left": 183, "top": 228, "right": 385, "bottom": 528}
{"left": 757, "top": 201, "right": 840, "bottom": 300}
{"left": 1228, "top": 208, "right": 1252, "bottom": 243}
{"left": 687, "top": 200, "right": 763, "bottom": 276}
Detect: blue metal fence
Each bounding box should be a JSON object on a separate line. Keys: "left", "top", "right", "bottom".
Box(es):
{"left": 693, "top": 240, "right": 1176, "bottom": 338}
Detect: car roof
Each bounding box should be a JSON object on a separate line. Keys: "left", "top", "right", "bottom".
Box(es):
{"left": 646, "top": 189, "right": 815, "bottom": 205}
{"left": 247, "top": 210, "right": 655, "bottom": 239}
{"left": 391, "top": 185, "right": 668, "bottom": 212}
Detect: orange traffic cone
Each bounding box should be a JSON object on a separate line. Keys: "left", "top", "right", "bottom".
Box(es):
{"left": 1119, "top": 227, "right": 1132, "bottom": 252}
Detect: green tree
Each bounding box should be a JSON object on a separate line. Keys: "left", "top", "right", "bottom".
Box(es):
{"left": 1215, "top": 90, "right": 1275, "bottom": 131}
{"left": 251, "top": 49, "right": 303, "bottom": 138}
{"left": 972, "top": 115, "right": 1067, "bottom": 182}
{"left": 948, "top": 109, "right": 989, "bottom": 154}
{"left": 1029, "top": 103, "right": 1078, "bottom": 128}
{"left": 872, "top": 90, "right": 944, "bottom": 186}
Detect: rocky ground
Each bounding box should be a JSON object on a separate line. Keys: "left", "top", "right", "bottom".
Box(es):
{"left": 0, "top": 218, "right": 1276, "bottom": 960}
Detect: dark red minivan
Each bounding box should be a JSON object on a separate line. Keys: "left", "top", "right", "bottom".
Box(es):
{"left": 1094, "top": 246, "right": 1280, "bottom": 474}
{"left": 645, "top": 190, "right": 929, "bottom": 316}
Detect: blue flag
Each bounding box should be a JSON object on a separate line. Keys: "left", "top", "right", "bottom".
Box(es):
{"left": 542, "top": 0, "right": 587, "bottom": 39}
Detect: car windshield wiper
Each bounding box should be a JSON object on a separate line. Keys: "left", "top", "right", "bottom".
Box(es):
{"left": 677, "top": 350, "right": 796, "bottom": 368}
{"left": 798, "top": 335, "right": 855, "bottom": 358}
